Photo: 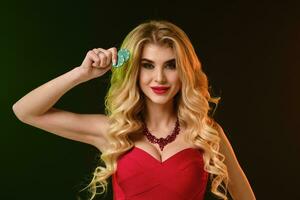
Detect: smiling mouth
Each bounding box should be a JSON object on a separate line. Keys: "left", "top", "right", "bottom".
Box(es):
{"left": 151, "top": 88, "right": 169, "bottom": 94}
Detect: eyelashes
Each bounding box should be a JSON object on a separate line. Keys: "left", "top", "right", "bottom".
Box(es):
{"left": 141, "top": 63, "right": 153, "bottom": 69}
{"left": 141, "top": 62, "right": 176, "bottom": 69}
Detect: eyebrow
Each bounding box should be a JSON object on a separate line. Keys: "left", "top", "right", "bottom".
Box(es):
{"left": 140, "top": 58, "right": 176, "bottom": 64}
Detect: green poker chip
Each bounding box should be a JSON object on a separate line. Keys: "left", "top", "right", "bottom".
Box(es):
{"left": 113, "top": 48, "right": 130, "bottom": 68}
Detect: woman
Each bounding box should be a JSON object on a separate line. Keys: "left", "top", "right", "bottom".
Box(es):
{"left": 12, "top": 20, "right": 256, "bottom": 200}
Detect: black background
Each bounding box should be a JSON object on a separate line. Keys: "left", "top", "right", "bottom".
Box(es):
{"left": 2, "top": 0, "right": 300, "bottom": 199}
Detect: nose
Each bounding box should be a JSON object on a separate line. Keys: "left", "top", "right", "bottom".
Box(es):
{"left": 154, "top": 68, "right": 167, "bottom": 83}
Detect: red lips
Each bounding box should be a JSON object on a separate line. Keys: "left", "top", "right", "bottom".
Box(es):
{"left": 151, "top": 86, "right": 170, "bottom": 94}
{"left": 151, "top": 86, "right": 170, "bottom": 90}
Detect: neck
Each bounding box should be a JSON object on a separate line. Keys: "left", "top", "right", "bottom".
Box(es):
{"left": 142, "top": 99, "right": 178, "bottom": 135}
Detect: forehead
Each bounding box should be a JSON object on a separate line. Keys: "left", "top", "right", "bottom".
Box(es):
{"left": 140, "top": 43, "right": 175, "bottom": 61}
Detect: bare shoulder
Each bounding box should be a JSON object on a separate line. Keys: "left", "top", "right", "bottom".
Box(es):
{"left": 208, "top": 118, "right": 238, "bottom": 164}
{"left": 205, "top": 117, "right": 233, "bottom": 150}
{"left": 206, "top": 117, "right": 225, "bottom": 137}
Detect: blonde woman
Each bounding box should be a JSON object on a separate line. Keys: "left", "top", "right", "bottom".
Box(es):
{"left": 12, "top": 20, "right": 256, "bottom": 200}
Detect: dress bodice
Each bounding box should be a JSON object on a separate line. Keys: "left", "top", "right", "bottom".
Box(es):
{"left": 112, "top": 146, "right": 209, "bottom": 200}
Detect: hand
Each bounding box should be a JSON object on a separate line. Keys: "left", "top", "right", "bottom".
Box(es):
{"left": 78, "top": 47, "right": 118, "bottom": 82}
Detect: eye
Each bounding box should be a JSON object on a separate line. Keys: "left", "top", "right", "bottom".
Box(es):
{"left": 141, "top": 63, "right": 154, "bottom": 69}
{"left": 165, "top": 62, "right": 176, "bottom": 69}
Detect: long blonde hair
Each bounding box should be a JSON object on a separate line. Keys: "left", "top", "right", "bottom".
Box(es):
{"left": 80, "top": 19, "right": 229, "bottom": 200}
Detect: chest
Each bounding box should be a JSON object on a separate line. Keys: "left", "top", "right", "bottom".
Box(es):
{"left": 129, "top": 128, "right": 199, "bottom": 163}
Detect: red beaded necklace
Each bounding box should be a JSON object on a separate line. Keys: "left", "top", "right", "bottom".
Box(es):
{"left": 142, "top": 117, "right": 180, "bottom": 151}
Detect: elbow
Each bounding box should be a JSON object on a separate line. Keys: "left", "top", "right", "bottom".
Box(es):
{"left": 12, "top": 103, "right": 28, "bottom": 122}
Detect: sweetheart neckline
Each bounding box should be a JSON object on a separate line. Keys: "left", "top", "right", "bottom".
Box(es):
{"left": 133, "top": 146, "right": 199, "bottom": 164}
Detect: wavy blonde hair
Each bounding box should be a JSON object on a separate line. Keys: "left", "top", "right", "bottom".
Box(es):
{"left": 80, "top": 20, "right": 229, "bottom": 200}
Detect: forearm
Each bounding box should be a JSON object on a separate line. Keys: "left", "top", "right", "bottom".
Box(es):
{"left": 12, "top": 66, "right": 84, "bottom": 120}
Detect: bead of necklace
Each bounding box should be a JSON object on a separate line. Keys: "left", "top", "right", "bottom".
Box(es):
{"left": 142, "top": 117, "right": 180, "bottom": 151}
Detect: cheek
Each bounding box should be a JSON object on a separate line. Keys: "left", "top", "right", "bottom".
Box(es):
{"left": 169, "top": 74, "right": 181, "bottom": 84}
{"left": 139, "top": 70, "right": 151, "bottom": 85}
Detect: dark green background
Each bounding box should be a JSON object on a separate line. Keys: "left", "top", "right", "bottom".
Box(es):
{"left": 2, "top": 0, "right": 300, "bottom": 199}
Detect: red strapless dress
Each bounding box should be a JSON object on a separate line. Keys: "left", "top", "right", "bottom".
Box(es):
{"left": 112, "top": 146, "right": 209, "bottom": 200}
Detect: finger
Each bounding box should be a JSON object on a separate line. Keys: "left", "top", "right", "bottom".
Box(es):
{"left": 89, "top": 50, "right": 101, "bottom": 67}
{"left": 92, "top": 48, "right": 104, "bottom": 67}
{"left": 97, "top": 51, "right": 107, "bottom": 68}
{"left": 98, "top": 48, "right": 112, "bottom": 66}
{"left": 85, "top": 50, "right": 100, "bottom": 67}
{"left": 108, "top": 47, "right": 118, "bottom": 66}
{"left": 95, "top": 48, "right": 110, "bottom": 67}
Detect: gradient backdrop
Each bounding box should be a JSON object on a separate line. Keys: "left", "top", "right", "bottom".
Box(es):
{"left": 2, "top": 0, "right": 300, "bottom": 199}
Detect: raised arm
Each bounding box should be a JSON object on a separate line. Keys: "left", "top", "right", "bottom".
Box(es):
{"left": 214, "top": 121, "right": 256, "bottom": 200}
{"left": 12, "top": 47, "right": 117, "bottom": 152}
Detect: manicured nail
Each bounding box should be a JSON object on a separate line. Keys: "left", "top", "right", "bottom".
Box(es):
{"left": 112, "top": 49, "right": 130, "bottom": 68}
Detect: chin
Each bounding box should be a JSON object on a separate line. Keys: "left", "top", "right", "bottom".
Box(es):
{"left": 146, "top": 95, "right": 174, "bottom": 105}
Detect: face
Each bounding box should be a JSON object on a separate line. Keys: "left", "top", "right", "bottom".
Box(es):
{"left": 138, "top": 43, "right": 181, "bottom": 105}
